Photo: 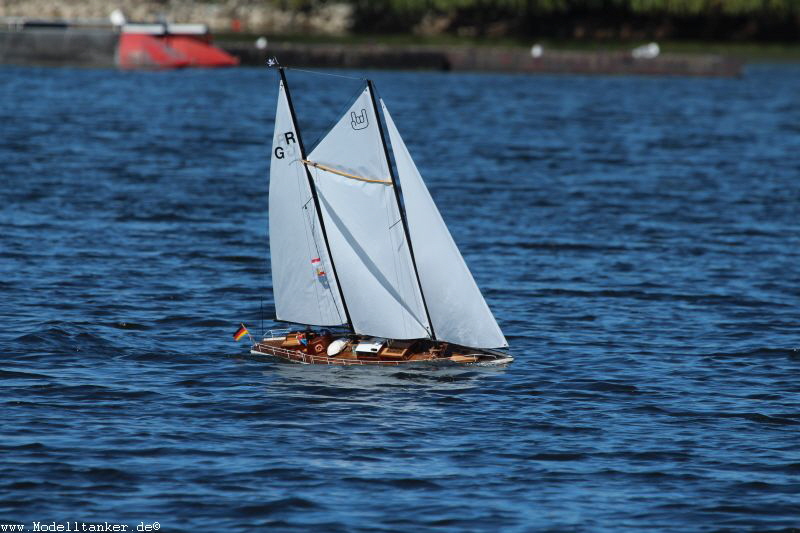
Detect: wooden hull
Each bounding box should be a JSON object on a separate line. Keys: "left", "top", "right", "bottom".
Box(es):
{"left": 250, "top": 332, "right": 512, "bottom": 366}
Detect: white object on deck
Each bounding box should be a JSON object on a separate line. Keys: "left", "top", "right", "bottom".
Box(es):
{"left": 354, "top": 340, "right": 384, "bottom": 354}
{"left": 327, "top": 338, "right": 348, "bottom": 356}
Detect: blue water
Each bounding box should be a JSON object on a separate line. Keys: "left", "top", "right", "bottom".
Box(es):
{"left": 2, "top": 64, "right": 799, "bottom": 531}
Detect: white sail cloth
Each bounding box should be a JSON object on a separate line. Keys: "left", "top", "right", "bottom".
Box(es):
{"left": 381, "top": 100, "right": 508, "bottom": 348}
{"left": 308, "top": 88, "right": 431, "bottom": 340}
{"left": 268, "top": 82, "right": 347, "bottom": 326}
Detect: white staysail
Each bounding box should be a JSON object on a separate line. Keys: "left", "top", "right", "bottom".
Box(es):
{"left": 381, "top": 100, "right": 508, "bottom": 348}
{"left": 268, "top": 81, "right": 347, "bottom": 326}
{"left": 307, "top": 87, "right": 431, "bottom": 340}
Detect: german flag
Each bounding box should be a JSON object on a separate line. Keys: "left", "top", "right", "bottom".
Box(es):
{"left": 233, "top": 324, "right": 249, "bottom": 342}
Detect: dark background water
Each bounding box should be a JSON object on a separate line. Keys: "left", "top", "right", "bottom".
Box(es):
{"left": 1, "top": 64, "right": 799, "bottom": 531}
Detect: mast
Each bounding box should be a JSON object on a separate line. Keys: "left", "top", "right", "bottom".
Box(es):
{"left": 278, "top": 67, "right": 353, "bottom": 331}
{"left": 366, "top": 79, "right": 436, "bottom": 340}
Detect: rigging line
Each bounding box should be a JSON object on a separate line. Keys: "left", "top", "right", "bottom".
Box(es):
{"left": 368, "top": 81, "right": 437, "bottom": 341}
{"left": 305, "top": 82, "right": 368, "bottom": 152}
{"left": 384, "top": 180, "right": 412, "bottom": 337}
{"left": 299, "top": 185, "right": 328, "bottom": 324}
{"left": 279, "top": 67, "right": 354, "bottom": 331}
{"left": 315, "top": 190, "right": 431, "bottom": 333}
{"left": 285, "top": 67, "right": 366, "bottom": 81}
{"left": 288, "top": 168, "right": 325, "bottom": 324}
{"left": 293, "top": 165, "right": 326, "bottom": 323}
{"left": 305, "top": 188, "right": 346, "bottom": 325}
{"left": 302, "top": 159, "right": 392, "bottom": 184}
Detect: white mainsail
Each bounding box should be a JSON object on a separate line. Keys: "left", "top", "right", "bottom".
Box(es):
{"left": 268, "top": 81, "right": 347, "bottom": 326}
{"left": 307, "top": 87, "right": 431, "bottom": 340}
{"left": 381, "top": 100, "right": 508, "bottom": 348}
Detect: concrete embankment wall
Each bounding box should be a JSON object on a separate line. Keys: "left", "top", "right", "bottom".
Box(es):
{"left": 0, "top": 28, "right": 118, "bottom": 67}
{"left": 227, "top": 43, "right": 743, "bottom": 77}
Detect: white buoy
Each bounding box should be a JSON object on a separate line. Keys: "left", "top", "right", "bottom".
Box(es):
{"left": 109, "top": 9, "right": 126, "bottom": 27}
{"left": 531, "top": 44, "right": 544, "bottom": 58}
{"left": 255, "top": 36, "right": 268, "bottom": 50}
{"left": 632, "top": 42, "right": 660, "bottom": 59}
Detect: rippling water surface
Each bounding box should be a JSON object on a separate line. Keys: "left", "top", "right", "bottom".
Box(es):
{"left": 2, "top": 64, "right": 799, "bottom": 531}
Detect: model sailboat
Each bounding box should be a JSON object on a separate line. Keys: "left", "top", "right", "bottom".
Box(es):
{"left": 250, "top": 68, "right": 512, "bottom": 365}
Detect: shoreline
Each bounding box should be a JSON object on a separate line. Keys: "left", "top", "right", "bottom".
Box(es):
{"left": 0, "top": 26, "right": 755, "bottom": 76}
{"left": 224, "top": 42, "right": 743, "bottom": 77}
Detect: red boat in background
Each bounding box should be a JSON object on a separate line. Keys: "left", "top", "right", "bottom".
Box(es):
{"left": 0, "top": 15, "right": 239, "bottom": 69}
{"left": 117, "top": 22, "right": 239, "bottom": 69}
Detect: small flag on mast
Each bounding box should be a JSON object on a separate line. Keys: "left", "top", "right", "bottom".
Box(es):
{"left": 233, "top": 324, "right": 249, "bottom": 342}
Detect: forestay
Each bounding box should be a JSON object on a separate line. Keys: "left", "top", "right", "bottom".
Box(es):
{"left": 268, "top": 81, "right": 347, "bottom": 326}
{"left": 308, "top": 87, "right": 431, "bottom": 340}
{"left": 381, "top": 100, "right": 508, "bottom": 348}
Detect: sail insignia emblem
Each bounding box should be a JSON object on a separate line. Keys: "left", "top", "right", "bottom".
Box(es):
{"left": 311, "top": 257, "right": 330, "bottom": 289}
{"left": 350, "top": 109, "right": 368, "bottom": 130}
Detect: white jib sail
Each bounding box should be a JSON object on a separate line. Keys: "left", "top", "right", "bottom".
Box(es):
{"left": 381, "top": 100, "right": 508, "bottom": 348}
{"left": 268, "top": 81, "right": 347, "bottom": 326}
{"left": 308, "top": 87, "right": 431, "bottom": 340}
